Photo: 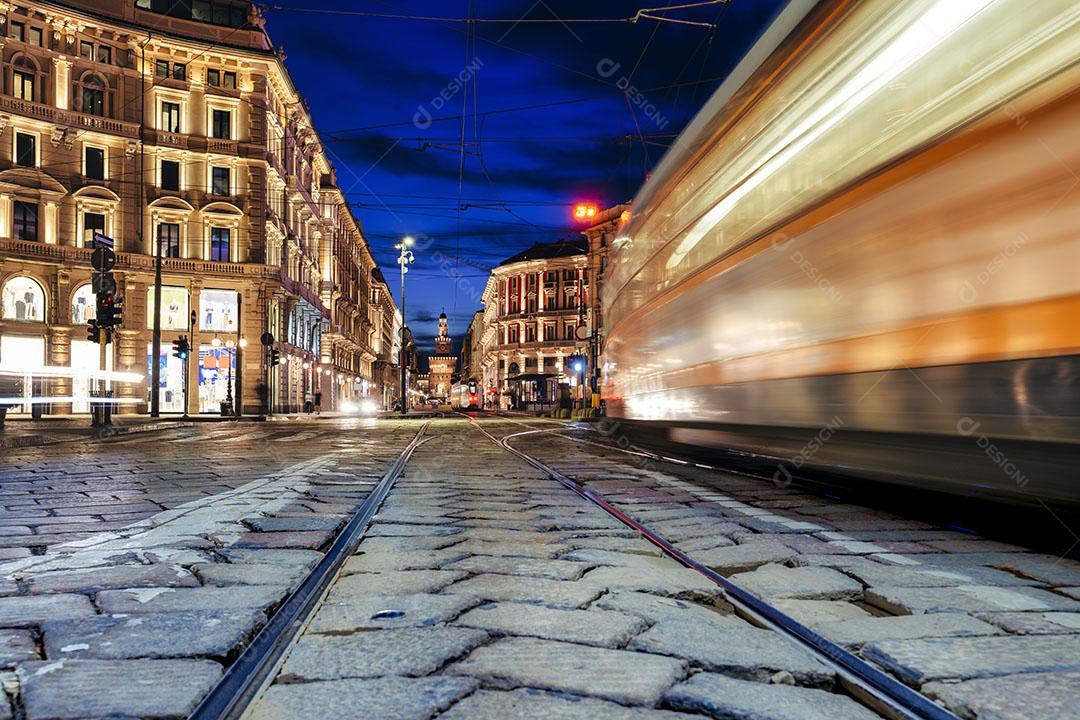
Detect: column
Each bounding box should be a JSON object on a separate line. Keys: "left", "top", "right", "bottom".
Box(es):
{"left": 46, "top": 327, "right": 72, "bottom": 416}
{"left": 52, "top": 57, "right": 72, "bottom": 110}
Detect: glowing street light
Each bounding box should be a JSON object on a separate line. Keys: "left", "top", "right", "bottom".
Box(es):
{"left": 395, "top": 236, "right": 416, "bottom": 412}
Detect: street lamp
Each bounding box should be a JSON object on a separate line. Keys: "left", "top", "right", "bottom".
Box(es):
{"left": 395, "top": 236, "right": 415, "bottom": 413}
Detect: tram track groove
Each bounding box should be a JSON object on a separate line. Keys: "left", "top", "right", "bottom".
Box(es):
{"left": 466, "top": 416, "right": 961, "bottom": 720}
{"left": 188, "top": 421, "right": 433, "bottom": 720}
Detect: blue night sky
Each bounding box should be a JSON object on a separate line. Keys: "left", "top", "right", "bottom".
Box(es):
{"left": 262, "top": 0, "right": 786, "bottom": 354}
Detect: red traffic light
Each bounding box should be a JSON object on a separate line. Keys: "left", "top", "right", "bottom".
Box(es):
{"left": 573, "top": 203, "right": 598, "bottom": 222}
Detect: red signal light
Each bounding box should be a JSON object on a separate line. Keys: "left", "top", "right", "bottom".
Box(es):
{"left": 573, "top": 203, "right": 598, "bottom": 221}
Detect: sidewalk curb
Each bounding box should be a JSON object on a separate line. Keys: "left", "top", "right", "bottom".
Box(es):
{"left": 0, "top": 420, "right": 195, "bottom": 450}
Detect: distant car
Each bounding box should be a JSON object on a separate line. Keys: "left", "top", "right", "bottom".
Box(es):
{"left": 341, "top": 399, "right": 380, "bottom": 416}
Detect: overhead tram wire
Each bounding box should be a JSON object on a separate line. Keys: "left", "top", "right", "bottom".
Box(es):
{"left": 256, "top": 1, "right": 728, "bottom": 29}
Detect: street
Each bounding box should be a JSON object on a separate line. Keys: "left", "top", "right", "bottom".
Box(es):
{"left": 0, "top": 417, "right": 1077, "bottom": 719}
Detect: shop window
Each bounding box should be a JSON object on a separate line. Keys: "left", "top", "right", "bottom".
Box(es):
{"left": 71, "top": 284, "right": 96, "bottom": 324}
{"left": 157, "top": 222, "right": 180, "bottom": 258}
{"left": 200, "top": 289, "right": 238, "bottom": 332}
{"left": 211, "top": 166, "right": 230, "bottom": 196}
{"left": 1, "top": 276, "right": 46, "bottom": 321}
{"left": 160, "top": 100, "right": 180, "bottom": 132}
{"left": 82, "top": 212, "right": 106, "bottom": 247}
{"left": 85, "top": 146, "right": 106, "bottom": 180}
{"left": 146, "top": 286, "right": 189, "bottom": 331}
{"left": 211, "top": 109, "right": 231, "bottom": 139}
{"left": 12, "top": 201, "right": 38, "bottom": 241}
{"left": 210, "top": 227, "right": 230, "bottom": 261}
{"left": 160, "top": 158, "right": 180, "bottom": 190}
{"left": 15, "top": 132, "right": 36, "bottom": 167}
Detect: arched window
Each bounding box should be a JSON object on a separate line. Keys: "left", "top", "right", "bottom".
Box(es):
{"left": 71, "top": 284, "right": 96, "bottom": 324}
{"left": 1, "top": 276, "right": 46, "bottom": 322}
{"left": 75, "top": 72, "right": 111, "bottom": 117}
{"left": 11, "top": 55, "right": 42, "bottom": 103}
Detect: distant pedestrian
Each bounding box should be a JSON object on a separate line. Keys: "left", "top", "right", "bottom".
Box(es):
{"left": 314, "top": 391, "right": 322, "bottom": 415}
{"left": 304, "top": 392, "right": 313, "bottom": 414}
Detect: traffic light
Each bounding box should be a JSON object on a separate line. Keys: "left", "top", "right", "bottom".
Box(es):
{"left": 269, "top": 348, "right": 282, "bottom": 366}
{"left": 86, "top": 319, "right": 100, "bottom": 344}
{"left": 172, "top": 336, "right": 189, "bottom": 360}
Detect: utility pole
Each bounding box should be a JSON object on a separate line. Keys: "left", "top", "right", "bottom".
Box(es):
{"left": 395, "top": 236, "right": 415, "bottom": 413}
{"left": 143, "top": 33, "right": 161, "bottom": 418}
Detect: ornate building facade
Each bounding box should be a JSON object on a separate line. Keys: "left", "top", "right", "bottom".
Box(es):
{"left": 0, "top": 0, "right": 397, "bottom": 415}
{"left": 478, "top": 239, "right": 591, "bottom": 411}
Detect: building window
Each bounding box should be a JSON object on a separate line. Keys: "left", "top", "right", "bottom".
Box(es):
{"left": 222, "top": 71, "right": 237, "bottom": 89}
{"left": 12, "top": 201, "right": 39, "bottom": 241}
{"left": 160, "top": 159, "right": 180, "bottom": 190}
{"left": 206, "top": 68, "right": 220, "bottom": 86}
{"left": 210, "top": 227, "right": 230, "bottom": 262}
{"left": 13, "top": 70, "right": 34, "bottom": 101}
{"left": 85, "top": 146, "right": 106, "bottom": 180}
{"left": 72, "top": 284, "right": 96, "bottom": 324}
{"left": 146, "top": 286, "right": 189, "bottom": 330}
{"left": 82, "top": 212, "right": 106, "bottom": 247}
{"left": 79, "top": 40, "right": 93, "bottom": 60}
{"left": 28, "top": 27, "right": 42, "bottom": 46}
{"left": 211, "top": 109, "right": 231, "bottom": 139}
{"left": 158, "top": 222, "right": 180, "bottom": 258}
{"left": 8, "top": 22, "right": 24, "bottom": 42}
{"left": 211, "top": 166, "right": 230, "bottom": 196}
{"left": 564, "top": 322, "right": 575, "bottom": 340}
{"left": 526, "top": 324, "right": 537, "bottom": 342}
{"left": 206, "top": 68, "right": 237, "bottom": 88}
{"left": 160, "top": 101, "right": 180, "bottom": 132}
{"left": 81, "top": 76, "right": 105, "bottom": 116}
{"left": 15, "top": 132, "right": 36, "bottom": 167}
{"left": 155, "top": 59, "right": 169, "bottom": 77}
{"left": 96, "top": 45, "right": 112, "bottom": 64}
{"left": 1, "top": 276, "right": 45, "bottom": 321}
{"left": 173, "top": 63, "right": 186, "bottom": 80}
{"left": 200, "top": 289, "right": 238, "bottom": 331}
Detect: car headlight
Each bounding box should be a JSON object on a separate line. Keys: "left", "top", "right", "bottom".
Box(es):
{"left": 359, "top": 399, "right": 379, "bottom": 415}
{"left": 341, "top": 401, "right": 359, "bottom": 414}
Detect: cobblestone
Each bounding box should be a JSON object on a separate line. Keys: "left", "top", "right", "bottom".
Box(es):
{"left": 439, "top": 688, "right": 699, "bottom": 719}
{"left": 455, "top": 601, "right": 647, "bottom": 647}
{"left": 814, "top": 613, "right": 1002, "bottom": 647}
{"left": 328, "top": 570, "right": 467, "bottom": 599}
{"left": 863, "top": 634, "right": 1080, "bottom": 683}
{"left": 249, "top": 676, "right": 477, "bottom": 720}
{"left": 866, "top": 585, "right": 1080, "bottom": 615}
{"left": 594, "top": 591, "right": 741, "bottom": 628}
{"left": 279, "top": 627, "right": 489, "bottom": 681}
{"left": 0, "top": 594, "right": 94, "bottom": 627}
{"left": 0, "top": 629, "right": 38, "bottom": 666}
{"left": 448, "top": 636, "right": 688, "bottom": 705}
{"left": 665, "top": 672, "right": 882, "bottom": 719}
{"left": 730, "top": 563, "right": 863, "bottom": 600}
{"left": 41, "top": 609, "right": 264, "bottom": 659}
{"left": 629, "top": 621, "right": 834, "bottom": 686}
{"left": 923, "top": 670, "right": 1080, "bottom": 720}
{"left": 445, "top": 573, "right": 603, "bottom": 608}
{"left": 308, "top": 594, "right": 481, "bottom": 632}
{"left": 443, "top": 555, "right": 591, "bottom": 580}
{"left": 95, "top": 584, "right": 289, "bottom": 613}
{"left": 18, "top": 658, "right": 222, "bottom": 720}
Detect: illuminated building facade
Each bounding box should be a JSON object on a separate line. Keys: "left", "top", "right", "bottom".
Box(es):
{"left": 0, "top": 0, "right": 396, "bottom": 415}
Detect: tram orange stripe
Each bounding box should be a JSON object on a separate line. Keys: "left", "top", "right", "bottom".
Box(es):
{"left": 653, "top": 293, "right": 1080, "bottom": 390}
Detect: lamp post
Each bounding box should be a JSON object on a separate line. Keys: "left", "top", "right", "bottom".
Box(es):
{"left": 395, "top": 236, "right": 415, "bottom": 413}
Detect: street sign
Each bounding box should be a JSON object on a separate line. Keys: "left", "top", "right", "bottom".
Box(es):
{"left": 260, "top": 332, "right": 275, "bottom": 346}
{"left": 91, "top": 272, "right": 116, "bottom": 295}
{"left": 575, "top": 324, "right": 590, "bottom": 341}
{"left": 91, "top": 247, "right": 116, "bottom": 272}
{"left": 91, "top": 231, "right": 114, "bottom": 249}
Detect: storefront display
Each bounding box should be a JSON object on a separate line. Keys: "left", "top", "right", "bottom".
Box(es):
{"left": 200, "top": 289, "right": 238, "bottom": 333}
{"left": 146, "top": 286, "right": 189, "bottom": 331}
{"left": 198, "top": 345, "right": 234, "bottom": 413}
{"left": 146, "top": 345, "right": 185, "bottom": 413}
{"left": 1, "top": 276, "right": 45, "bottom": 322}
{"left": 0, "top": 335, "right": 45, "bottom": 412}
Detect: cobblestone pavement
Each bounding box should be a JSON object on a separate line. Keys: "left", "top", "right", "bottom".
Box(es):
{"left": 249, "top": 418, "right": 885, "bottom": 720}
{"left": 505, "top": 418, "right": 1080, "bottom": 720}
{"left": 0, "top": 419, "right": 418, "bottom": 719}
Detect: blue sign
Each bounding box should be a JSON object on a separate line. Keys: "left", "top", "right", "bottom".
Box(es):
{"left": 92, "top": 231, "right": 114, "bottom": 250}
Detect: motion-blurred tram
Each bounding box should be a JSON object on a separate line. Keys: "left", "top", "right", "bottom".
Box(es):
{"left": 451, "top": 380, "right": 481, "bottom": 411}
{"left": 602, "top": 0, "right": 1080, "bottom": 506}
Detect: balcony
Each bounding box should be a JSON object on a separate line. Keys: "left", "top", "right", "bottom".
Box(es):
{"left": 0, "top": 96, "right": 139, "bottom": 139}
{"left": 150, "top": 129, "right": 188, "bottom": 149}
{"left": 207, "top": 138, "right": 239, "bottom": 155}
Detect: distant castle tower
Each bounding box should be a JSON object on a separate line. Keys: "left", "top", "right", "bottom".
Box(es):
{"left": 429, "top": 312, "right": 456, "bottom": 401}
{"left": 435, "top": 312, "right": 452, "bottom": 355}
